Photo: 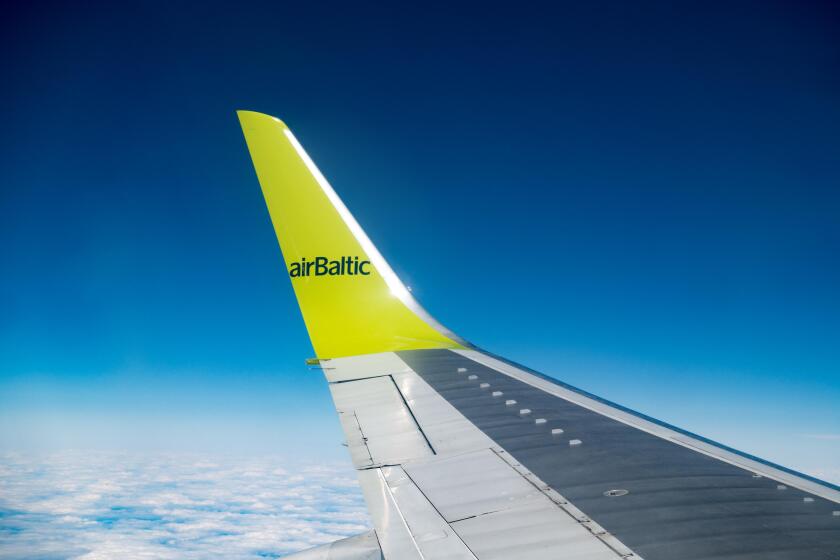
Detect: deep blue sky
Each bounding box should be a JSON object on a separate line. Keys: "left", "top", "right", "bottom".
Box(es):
{"left": 1, "top": 1, "right": 838, "bottom": 477}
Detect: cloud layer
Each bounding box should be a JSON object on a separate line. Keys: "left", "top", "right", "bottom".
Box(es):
{"left": 0, "top": 450, "right": 370, "bottom": 559}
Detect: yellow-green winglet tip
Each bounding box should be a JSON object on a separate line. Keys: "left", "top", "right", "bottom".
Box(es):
{"left": 237, "top": 111, "right": 467, "bottom": 359}
{"left": 237, "top": 110, "right": 288, "bottom": 130}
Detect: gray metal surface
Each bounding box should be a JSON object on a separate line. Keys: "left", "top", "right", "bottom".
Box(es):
{"left": 325, "top": 353, "right": 413, "bottom": 383}
{"left": 323, "top": 352, "right": 632, "bottom": 560}
{"left": 391, "top": 368, "right": 496, "bottom": 455}
{"left": 329, "top": 375, "right": 434, "bottom": 468}
{"left": 456, "top": 349, "right": 840, "bottom": 502}
{"left": 404, "top": 449, "right": 550, "bottom": 523}
{"left": 356, "top": 467, "right": 477, "bottom": 559}
{"left": 282, "top": 530, "right": 382, "bottom": 560}
{"left": 398, "top": 349, "right": 840, "bottom": 560}
{"left": 404, "top": 448, "right": 622, "bottom": 560}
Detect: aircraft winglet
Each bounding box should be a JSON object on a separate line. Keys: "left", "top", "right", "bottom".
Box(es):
{"left": 237, "top": 111, "right": 466, "bottom": 358}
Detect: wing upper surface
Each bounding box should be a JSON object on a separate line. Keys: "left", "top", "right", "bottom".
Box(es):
{"left": 238, "top": 112, "right": 840, "bottom": 559}
{"left": 319, "top": 349, "right": 840, "bottom": 560}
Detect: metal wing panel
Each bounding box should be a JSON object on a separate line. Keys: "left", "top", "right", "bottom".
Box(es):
{"left": 391, "top": 370, "right": 496, "bottom": 456}
{"left": 354, "top": 459, "right": 478, "bottom": 558}
{"left": 397, "top": 349, "right": 840, "bottom": 560}
{"left": 451, "top": 502, "right": 620, "bottom": 560}
{"left": 283, "top": 530, "right": 383, "bottom": 560}
{"left": 453, "top": 349, "right": 840, "bottom": 502}
{"left": 403, "top": 449, "right": 549, "bottom": 522}
{"left": 404, "top": 449, "right": 621, "bottom": 559}
{"left": 325, "top": 353, "right": 413, "bottom": 383}
{"left": 322, "top": 353, "right": 637, "bottom": 560}
{"left": 329, "top": 375, "right": 433, "bottom": 467}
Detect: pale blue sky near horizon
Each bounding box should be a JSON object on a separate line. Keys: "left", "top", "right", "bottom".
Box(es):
{"left": 1, "top": 0, "right": 839, "bottom": 487}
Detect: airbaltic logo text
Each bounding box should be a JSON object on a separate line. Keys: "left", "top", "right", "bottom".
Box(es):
{"left": 289, "top": 256, "right": 371, "bottom": 278}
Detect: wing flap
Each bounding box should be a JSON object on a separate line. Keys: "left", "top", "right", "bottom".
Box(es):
{"left": 357, "top": 467, "right": 476, "bottom": 559}
{"left": 282, "top": 530, "right": 383, "bottom": 560}
{"left": 330, "top": 375, "right": 433, "bottom": 468}
{"left": 324, "top": 352, "right": 636, "bottom": 560}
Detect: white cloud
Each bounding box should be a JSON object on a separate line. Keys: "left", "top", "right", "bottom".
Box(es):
{"left": 0, "top": 450, "right": 370, "bottom": 559}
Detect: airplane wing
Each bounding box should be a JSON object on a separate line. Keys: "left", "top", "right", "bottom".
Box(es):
{"left": 237, "top": 111, "right": 840, "bottom": 560}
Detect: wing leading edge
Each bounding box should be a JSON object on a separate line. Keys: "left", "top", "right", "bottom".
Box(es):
{"left": 238, "top": 112, "right": 840, "bottom": 560}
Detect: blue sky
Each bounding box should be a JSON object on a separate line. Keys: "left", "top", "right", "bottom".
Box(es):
{"left": 1, "top": 0, "right": 839, "bottom": 489}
